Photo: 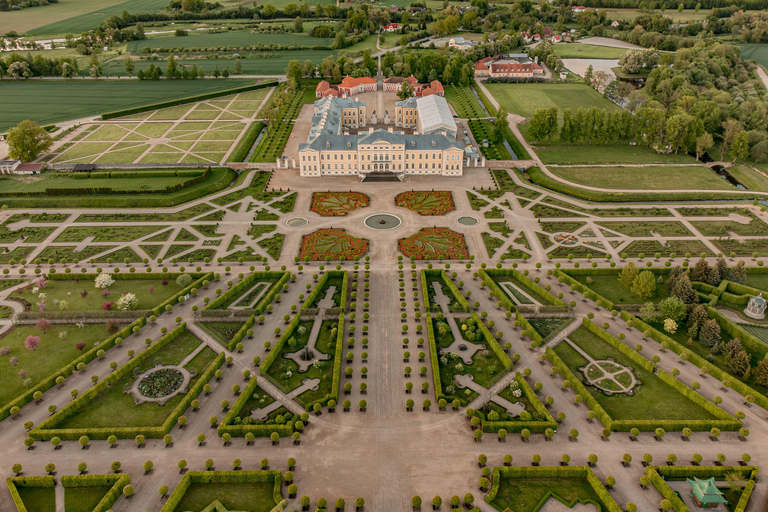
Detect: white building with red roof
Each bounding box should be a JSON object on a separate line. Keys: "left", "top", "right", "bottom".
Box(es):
{"left": 316, "top": 76, "right": 377, "bottom": 98}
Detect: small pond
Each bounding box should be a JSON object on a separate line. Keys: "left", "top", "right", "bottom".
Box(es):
{"left": 457, "top": 217, "right": 479, "bottom": 226}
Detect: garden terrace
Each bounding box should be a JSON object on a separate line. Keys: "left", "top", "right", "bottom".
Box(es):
{"left": 549, "top": 322, "right": 739, "bottom": 431}
{"left": 595, "top": 221, "right": 693, "bottom": 238}
{"left": 31, "top": 325, "right": 224, "bottom": 440}
{"left": 540, "top": 196, "right": 674, "bottom": 217}
{"left": 480, "top": 268, "right": 566, "bottom": 309}
{"left": 159, "top": 470, "right": 282, "bottom": 512}
{"left": 394, "top": 191, "right": 455, "bottom": 216}
{"left": 566, "top": 270, "right": 672, "bottom": 305}
{"left": 310, "top": 192, "right": 370, "bottom": 217}
{"left": 217, "top": 374, "right": 295, "bottom": 439}
{"left": 203, "top": 271, "right": 289, "bottom": 313}
{"left": 466, "top": 192, "right": 490, "bottom": 211}
{"left": 251, "top": 82, "right": 311, "bottom": 163}
{"left": 485, "top": 465, "right": 621, "bottom": 512}
{"left": 398, "top": 228, "right": 469, "bottom": 260}
{"left": 299, "top": 229, "right": 369, "bottom": 261}
{"left": 421, "top": 269, "right": 470, "bottom": 314}
{"left": 473, "top": 372, "right": 557, "bottom": 435}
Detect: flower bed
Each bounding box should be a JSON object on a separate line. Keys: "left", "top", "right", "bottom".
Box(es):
{"left": 138, "top": 368, "right": 184, "bottom": 398}
{"left": 310, "top": 192, "right": 370, "bottom": 216}
{"left": 398, "top": 227, "right": 469, "bottom": 260}
{"left": 299, "top": 228, "right": 369, "bottom": 261}
{"left": 395, "top": 191, "right": 455, "bottom": 216}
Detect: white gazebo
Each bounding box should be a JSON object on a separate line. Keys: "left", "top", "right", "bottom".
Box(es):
{"left": 744, "top": 293, "right": 766, "bottom": 320}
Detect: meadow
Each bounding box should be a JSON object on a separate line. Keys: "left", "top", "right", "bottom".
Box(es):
{"left": 0, "top": 80, "right": 253, "bottom": 131}
{"left": 553, "top": 44, "right": 626, "bottom": 59}
{"left": 549, "top": 166, "right": 736, "bottom": 191}
{"left": 484, "top": 83, "right": 620, "bottom": 120}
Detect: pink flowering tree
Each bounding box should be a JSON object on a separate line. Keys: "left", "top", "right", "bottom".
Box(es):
{"left": 24, "top": 336, "right": 41, "bottom": 350}
{"left": 36, "top": 318, "right": 51, "bottom": 334}
{"left": 148, "top": 285, "right": 154, "bottom": 295}
{"left": 18, "top": 369, "right": 26, "bottom": 378}
{"left": 36, "top": 277, "right": 48, "bottom": 289}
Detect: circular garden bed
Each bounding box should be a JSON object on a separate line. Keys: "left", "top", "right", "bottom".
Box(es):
{"left": 138, "top": 368, "right": 184, "bottom": 399}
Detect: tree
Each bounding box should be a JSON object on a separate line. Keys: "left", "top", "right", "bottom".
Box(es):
{"left": 696, "top": 132, "right": 713, "bottom": 160}
{"left": 494, "top": 107, "right": 509, "bottom": 142}
{"left": 658, "top": 296, "right": 686, "bottom": 322}
{"left": 618, "top": 263, "right": 639, "bottom": 289}
{"left": 24, "top": 335, "right": 41, "bottom": 350}
{"left": 729, "top": 130, "right": 749, "bottom": 162}
{"left": 720, "top": 118, "right": 741, "bottom": 161}
{"left": 639, "top": 302, "right": 658, "bottom": 323}
{"left": 699, "top": 319, "right": 721, "bottom": 348}
{"left": 124, "top": 58, "right": 135, "bottom": 77}
{"left": 7, "top": 120, "right": 53, "bottom": 162}
{"left": 631, "top": 270, "right": 657, "bottom": 299}
{"left": 233, "top": 58, "right": 242, "bottom": 75}
{"left": 166, "top": 55, "right": 178, "bottom": 79}
{"left": 286, "top": 60, "right": 303, "bottom": 84}
{"left": 8, "top": 61, "right": 31, "bottom": 79}
{"left": 671, "top": 273, "right": 697, "bottom": 304}
{"left": 302, "top": 60, "right": 315, "bottom": 78}
{"left": 397, "top": 81, "right": 414, "bottom": 100}
{"left": 584, "top": 65, "right": 594, "bottom": 87}
{"left": 753, "top": 359, "right": 768, "bottom": 387}
{"left": 728, "top": 350, "right": 751, "bottom": 378}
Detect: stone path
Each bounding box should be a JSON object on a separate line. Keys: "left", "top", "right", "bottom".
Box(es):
{"left": 563, "top": 338, "right": 637, "bottom": 395}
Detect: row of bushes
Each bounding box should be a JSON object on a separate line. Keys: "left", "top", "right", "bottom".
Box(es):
{"left": 472, "top": 312, "right": 513, "bottom": 379}
{"left": 259, "top": 314, "right": 301, "bottom": 383}
{"left": 0, "top": 316, "right": 146, "bottom": 422}
{"left": 101, "top": 81, "right": 278, "bottom": 119}
{"left": 301, "top": 271, "right": 348, "bottom": 312}
{"left": 479, "top": 372, "right": 557, "bottom": 434}
{"left": 160, "top": 471, "right": 282, "bottom": 512}
{"left": 305, "top": 312, "right": 345, "bottom": 410}
{"left": 217, "top": 375, "right": 294, "bottom": 438}
{"left": 472, "top": 82, "right": 497, "bottom": 117}
{"left": 481, "top": 268, "right": 565, "bottom": 306}
{"left": 61, "top": 474, "right": 130, "bottom": 512}
{"left": 515, "top": 311, "right": 543, "bottom": 347}
{"left": 151, "top": 272, "right": 213, "bottom": 317}
{"left": 554, "top": 269, "right": 616, "bottom": 311}
{"left": 421, "top": 269, "right": 470, "bottom": 313}
{"left": 526, "top": 167, "right": 765, "bottom": 203}
{"left": 625, "top": 311, "right": 768, "bottom": 412}
{"left": 5, "top": 476, "right": 55, "bottom": 512}
{"left": 74, "top": 169, "right": 205, "bottom": 179}
{"left": 225, "top": 314, "right": 256, "bottom": 351}
{"left": 204, "top": 271, "right": 287, "bottom": 312}
{"left": 425, "top": 310, "right": 444, "bottom": 403}
{"left": 0, "top": 169, "right": 212, "bottom": 198}
{"left": 485, "top": 466, "right": 621, "bottom": 512}
{"left": 230, "top": 121, "right": 264, "bottom": 162}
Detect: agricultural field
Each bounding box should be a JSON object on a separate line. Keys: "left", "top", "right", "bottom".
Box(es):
{"left": 0, "top": 80, "right": 255, "bottom": 132}
{"left": 741, "top": 44, "right": 768, "bottom": 71}
{"left": 485, "top": 83, "right": 620, "bottom": 120}
{"left": 126, "top": 32, "right": 333, "bottom": 52}
{"left": 47, "top": 88, "right": 270, "bottom": 164}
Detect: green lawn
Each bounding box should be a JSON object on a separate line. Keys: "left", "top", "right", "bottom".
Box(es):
{"left": 0, "top": 324, "right": 109, "bottom": 409}
{"left": 727, "top": 165, "right": 768, "bottom": 192}
{"left": 57, "top": 331, "right": 215, "bottom": 429}
{"left": 0, "top": 80, "right": 254, "bottom": 131}
{"left": 595, "top": 220, "right": 693, "bottom": 237}
{"left": 54, "top": 225, "right": 167, "bottom": 243}
{"left": 549, "top": 166, "right": 735, "bottom": 191}
{"left": 16, "top": 486, "right": 55, "bottom": 512}
{"left": 491, "top": 477, "right": 605, "bottom": 512}
{"left": 571, "top": 274, "right": 670, "bottom": 304}
{"left": 173, "top": 482, "right": 277, "bottom": 512}
{"left": 127, "top": 32, "right": 332, "bottom": 51}
{"left": 485, "top": 83, "right": 620, "bottom": 120}
{"left": 554, "top": 44, "right": 627, "bottom": 59}
{"left": 28, "top": 277, "right": 184, "bottom": 311}
{"left": 536, "top": 144, "right": 700, "bottom": 165}
{"left": 444, "top": 85, "right": 486, "bottom": 119}
{"left": 0, "top": 173, "right": 198, "bottom": 193}
{"left": 64, "top": 486, "right": 113, "bottom": 512}
{"left": 554, "top": 327, "right": 718, "bottom": 422}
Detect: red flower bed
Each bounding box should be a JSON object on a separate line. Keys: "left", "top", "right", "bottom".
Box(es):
{"left": 299, "top": 228, "right": 369, "bottom": 261}
{"left": 395, "top": 191, "right": 455, "bottom": 216}
{"left": 398, "top": 228, "right": 469, "bottom": 260}
{"left": 311, "top": 192, "right": 370, "bottom": 217}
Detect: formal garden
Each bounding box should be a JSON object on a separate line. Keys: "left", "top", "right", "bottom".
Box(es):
{"left": 160, "top": 470, "right": 283, "bottom": 512}
{"left": 399, "top": 228, "right": 469, "bottom": 260}
{"left": 299, "top": 229, "right": 369, "bottom": 261}
{"left": 310, "top": 192, "right": 370, "bottom": 217}
{"left": 394, "top": 191, "right": 455, "bottom": 216}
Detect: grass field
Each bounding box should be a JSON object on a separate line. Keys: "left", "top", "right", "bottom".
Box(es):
{"left": 127, "top": 32, "right": 333, "bottom": 51}
{"left": 23, "top": 0, "right": 169, "bottom": 35}
{"left": 15, "top": 487, "right": 55, "bottom": 512}
{"left": 548, "top": 166, "right": 736, "bottom": 191}
{"left": 64, "top": 486, "right": 113, "bottom": 512}
{"left": 536, "top": 144, "right": 700, "bottom": 165}
{"left": 0, "top": 324, "right": 109, "bottom": 409}
{"left": 485, "top": 83, "right": 620, "bottom": 120}
{"left": 0, "top": 80, "right": 254, "bottom": 132}
{"left": 554, "top": 44, "right": 626, "bottom": 59}
{"left": 728, "top": 165, "right": 768, "bottom": 192}
{"left": 0, "top": 173, "right": 193, "bottom": 194}
{"left": 491, "top": 477, "right": 605, "bottom": 512}
{"left": 174, "top": 482, "right": 277, "bottom": 512}
{"left": 740, "top": 44, "right": 768, "bottom": 70}
{"left": 444, "top": 85, "right": 486, "bottom": 119}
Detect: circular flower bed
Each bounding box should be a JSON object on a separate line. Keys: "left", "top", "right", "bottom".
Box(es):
{"left": 138, "top": 368, "right": 184, "bottom": 399}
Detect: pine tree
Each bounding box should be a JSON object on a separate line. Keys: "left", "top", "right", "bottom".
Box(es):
{"left": 715, "top": 257, "right": 728, "bottom": 281}
{"left": 728, "top": 263, "right": 747, "bottom": 285}
{"left": 699, "top": 319, "right": 721, "bottom": 348}
{"left": 690, "top": 259, "right": 709, "bottom": 283}
{"left": 753, "top": 359, "right": 768, "bottom": 386}
{"left": 619, "top": 262, "right": 639, "bottom": 289}
{"left": 728, "top": 350, "right": 751, "bottom": 378}
{"left": 666, "top": 266, "right": 684, "bottom": 294}
{"left": 725, "top": 338, "right": 743, "bottom": 360}
{"left": 707, "top": 265, "right": 721, "bottom": 286}
{"left": 687, "top": 304, "right": 708, "bottom": 331}
{"left": 671, "top": 274, "right": 698, "bottom": 304}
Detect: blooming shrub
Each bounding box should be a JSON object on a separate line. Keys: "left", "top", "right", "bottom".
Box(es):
{"left": 94, "top": 273, "right": 115, "bottom": 289}
{"left": 116, "top": 293, "right": 138, "bottom": 311}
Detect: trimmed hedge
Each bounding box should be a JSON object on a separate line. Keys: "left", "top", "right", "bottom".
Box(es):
{"left": 484, "top": 466, "right": 621, "bottom": 512}
{"left": 229, "top": 121, "right": 264, "bottom": 163}
{"left": 218, "top": 376, "right": 293, "bottom": 438}
{"left": 301, "top": 271, "right": 348, "bottom": 312}
{"left": 0, "top": 316, "right": 146, "bottom": 422}
{"left": 480, "top": 268, "right": 565, "bottom": 306}
{"left": 225, "top": 314, "right": 256, "bottom": 351}
{"left": 646, "top": 466, "right": 758, "bottom": 512}
{"left": 425, "top": 310, "right": 444, "bottom": 402}
{"left": 479, "top": 372, "right": 557, "bottom": 434}
{"left": 160, "top": 470, "right": 282, "bottom": 512}
{"left": 101, "top": 81, "right": 278, "bottom": 120}
{"left": 259, "top": 314, "right": 301, "bottom": 381}
{"left": 30, "top": 324, "right": 224, "bottom": 440}
{"left": 204, "top": 271, "right": 289, "bottom": 313}
{"left": 472, "top": 311, "right": 514, "bottom": 377}
{"left": 421, "top": 269, "right": 470, "bottom": 313}
{"left": 60, "top": 473, "right": 131, "bottom": 512}
{"left": 554, "top": 269, "right": 615, "bottom": 311}
{"left": 5, "top": 476, "right": 56, "bottom": 512}
{"left": 516, "top": 310, "right": 543, "bottom": 346}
